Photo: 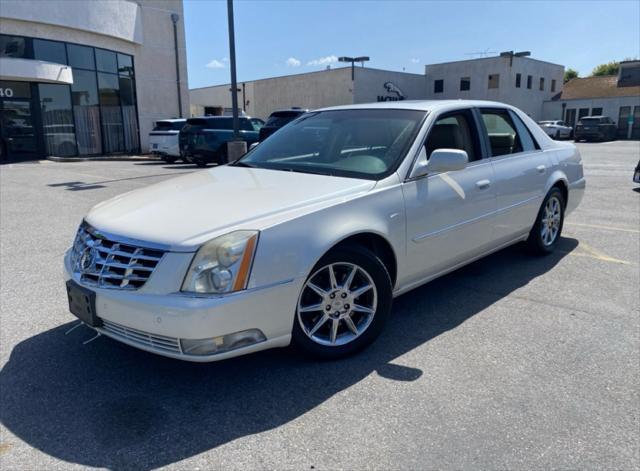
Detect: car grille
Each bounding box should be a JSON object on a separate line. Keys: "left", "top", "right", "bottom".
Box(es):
{"left": 101, "top": 319, "right": 181, "bottom": 354}
{"left": 71, "top": 223, "right": 165, "bottom": 290}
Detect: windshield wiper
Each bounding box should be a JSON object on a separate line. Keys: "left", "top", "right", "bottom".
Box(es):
{"left": 278, "top": 167, "right": 333, "bottom": 176}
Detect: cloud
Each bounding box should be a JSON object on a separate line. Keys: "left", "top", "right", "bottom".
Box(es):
{"left": 307, "top": 55, "right": 338, "bottom": 66}
{"left": 286, "top": 57, "right": 301, "bottom": 67}
{"left": 206, "top": 59, "right": 226, "bottom": 69}
{"left": 411, "top": 58, "right": 420, "bottom": 64}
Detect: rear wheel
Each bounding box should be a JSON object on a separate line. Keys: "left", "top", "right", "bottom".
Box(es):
{"left": 194, "top": 159, "right": 208, "bottom": 168}
{"left": 526, "top": 188, "right": 565, "bottom": 255}
{"left": 291, "top": 245, "right": 393, "bottom": 359}
{"left": 162, "top": 156, "right": 177, "bottom": 164}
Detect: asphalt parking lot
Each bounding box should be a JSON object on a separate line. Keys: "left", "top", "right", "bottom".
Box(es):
{"left": 1, "top": 141, "right": 638, "bottom": 470}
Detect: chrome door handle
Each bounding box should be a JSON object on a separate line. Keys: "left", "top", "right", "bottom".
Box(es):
{"left": 536, "top": 165, "right": 546, "bottom": 173}
{"left": 476, "top": 179, "right": 491, "bottom": 190}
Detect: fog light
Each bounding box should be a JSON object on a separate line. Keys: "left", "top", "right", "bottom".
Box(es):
{"left": 180, "top": 329, "right": 266, "bottom": 356}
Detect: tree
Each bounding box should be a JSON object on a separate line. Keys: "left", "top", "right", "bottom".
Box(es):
{"left": 564, "top": 68, "right": 579, "bottom": 83}
{"left": 591, "top": 61, "right": 619, "bottom": 76}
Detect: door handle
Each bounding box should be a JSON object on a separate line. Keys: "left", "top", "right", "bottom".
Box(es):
{"left": 536, "top": 165, "right": 546, "bottom": 174}
{"left": 476, "top": 179, "right": 491, "bottom": 190}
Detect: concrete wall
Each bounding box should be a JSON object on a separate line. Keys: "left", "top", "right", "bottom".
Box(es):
{"left": 353, "top": 68, "right": 427, "bottom": 103}
{"left": 0, "top": 0, "right": 189, "bottom": 153}
{"left": 542, "top": 96, "right": 640, "bottom": 125}
{"left": 425, "top": 56, "right": 564, "bottom": 120}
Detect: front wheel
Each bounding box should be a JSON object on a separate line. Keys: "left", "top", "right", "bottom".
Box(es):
{"left": 162, "top": 156, "right": 177, "bottom": 164}
{"left": 527, "top": 188, "right": 565, "bottom": 254}
{"left": 291, "top": 246, "right": 393, "bottom": 359}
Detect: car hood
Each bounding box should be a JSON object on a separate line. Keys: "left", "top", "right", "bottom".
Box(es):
{"left": 85, "top": 166, "right": 376, "bottom": 251}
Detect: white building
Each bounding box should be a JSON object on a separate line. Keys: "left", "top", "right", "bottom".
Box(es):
{"left": 190, "top": 67, "right": 427, "bottom": 120}
{"left": 424, "top": 53, "right": 564, "bottom": 121}
{"left": 542, "top": 60, "right": 640, "bottom": 139}
{"left": 0, "top": 0, "right": 189, "bottom": 161}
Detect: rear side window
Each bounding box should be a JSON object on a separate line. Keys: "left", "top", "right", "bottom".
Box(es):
{"left": 480, "top": 109, "right": 524, "bottom": 156}
{"left": 508, "top": 110, "right": 538, "bottom": 151}
{"left": 153, "top": 121, "right": 185, "bottom": 131}
{"left": 425, "top": 109, "right": 480, "bottom": 162}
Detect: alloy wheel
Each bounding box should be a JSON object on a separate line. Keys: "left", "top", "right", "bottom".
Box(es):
{"left": 541, "top": 195, "right": 562, "bottom": 246}
{"left": 297, "top": 262, "right": 378, "bottom": 347}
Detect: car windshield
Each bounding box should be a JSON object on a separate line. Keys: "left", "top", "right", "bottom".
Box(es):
{"left": 579, "top": 118, "right": 601, "bottom": 125}
{"left": 265, "top": 111, "right": 305, "bottom": 127}
{"left": 153, "top": 121, "right": 185, "bottom": 131}
{"left": 237, "top": 109, "right": 426, "bottom": 180}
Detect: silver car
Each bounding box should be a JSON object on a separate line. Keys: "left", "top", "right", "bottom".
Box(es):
{"left": 65, "top": 100, "right": 585, "bottom": 362}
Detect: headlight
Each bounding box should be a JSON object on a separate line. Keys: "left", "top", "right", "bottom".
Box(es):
{"left": 181, "top": 230, "right": 259, "bottom": 294}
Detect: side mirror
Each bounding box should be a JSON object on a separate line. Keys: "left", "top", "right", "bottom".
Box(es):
{"left": 410, "top": 147, "right": 468, "bottom": 179}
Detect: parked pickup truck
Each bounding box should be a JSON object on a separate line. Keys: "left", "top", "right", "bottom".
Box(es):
{"left": 179, "top": 116, "right": 261, "bottom": 167}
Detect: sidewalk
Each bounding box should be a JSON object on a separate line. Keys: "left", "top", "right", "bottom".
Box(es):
{"left": 47, "top": 154, "right": 161, "bottom": 163}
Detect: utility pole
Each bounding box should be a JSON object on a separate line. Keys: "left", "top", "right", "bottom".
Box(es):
{"left": 225, "top": 0, "right": 246, "bottom": 161}
{"left": 227, "top": 0, "right": 239, "bottom": 138}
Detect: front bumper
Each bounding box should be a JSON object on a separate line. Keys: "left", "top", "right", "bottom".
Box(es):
{"left": 64, "top": 251, "right": 297, "bottom": 362}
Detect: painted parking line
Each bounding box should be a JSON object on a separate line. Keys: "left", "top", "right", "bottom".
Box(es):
{"left": 559, "top": 240, "right": 631, "bottom": 265}
{"left": 565, "top": 222, "right": 640, "bottom": 234}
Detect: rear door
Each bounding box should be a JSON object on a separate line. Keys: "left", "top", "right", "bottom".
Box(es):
{"left": 401, "top": 108, "right": 498, "bottom": 284}
{"left": 478, "top": 107, "right": 550, "bottom": 243}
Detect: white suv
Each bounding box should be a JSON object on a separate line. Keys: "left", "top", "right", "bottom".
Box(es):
{"left": 149, "top": 119, "right": 186, "bottom": 163}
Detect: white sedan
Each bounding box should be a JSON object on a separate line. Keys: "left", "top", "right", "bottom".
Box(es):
{"left": 538, "top": 120, "right": 573, "bottom": 140}
{"left": 64, "top": 100, "right": 585, "bottom": 362}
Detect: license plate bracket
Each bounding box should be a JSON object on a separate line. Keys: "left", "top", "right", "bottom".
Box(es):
{"left": 66, "top": 280, "right": 102, "bottom": 327}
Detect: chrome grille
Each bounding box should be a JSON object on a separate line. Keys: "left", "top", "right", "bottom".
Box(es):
{"left": 71, "top": 223, "right": 164, "bottom": 290}
{"left": 101, "top": 320, "right": 181, "bottom": 353}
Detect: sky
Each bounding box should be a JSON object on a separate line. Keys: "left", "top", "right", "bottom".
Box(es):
{"left": 184, "top": 0, "right": 640, "bottom": 89}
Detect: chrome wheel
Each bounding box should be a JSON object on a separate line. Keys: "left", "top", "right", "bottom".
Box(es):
{"left": 541, "top": 195, "right": 562, "bottom": 246}
{"left": 297, "top": 262, "right": 378, "bottom": 347}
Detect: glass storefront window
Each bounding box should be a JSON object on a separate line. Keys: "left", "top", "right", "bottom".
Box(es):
{"left": 38, "top": 84, "right": 77, "bottom": 157}
{"left": 67, "top": 44, "right": 95, "bottom": 70}
{"left": 118, "top": 76, "right": 138, "bottom": 152}
{"left": 0, "top": 35, "right": 28, "bottom": 58}
{"left": 95, "top": 49, "right": 117, "bottom": 73}
{"left": 71, "top": 70, "right": 102, "bottom": 155}
{"left": 117, "top": 53, "right": 133, "bottom": 77}
{"left": 33, "top": 39, "right": 67, "bottom": 64}
{"left": 98, "top": 73, "right": 120, "bottom": 105}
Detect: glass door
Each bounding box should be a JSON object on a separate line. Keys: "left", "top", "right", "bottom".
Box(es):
{"left": 0, "top": 99, "right": 39, "bottom": 162}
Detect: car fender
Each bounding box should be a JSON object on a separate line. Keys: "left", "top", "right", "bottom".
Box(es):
{"left": 248, "top": 181, "right": 406, "bottom": 295}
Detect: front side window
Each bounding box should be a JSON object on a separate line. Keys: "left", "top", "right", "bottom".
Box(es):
{"left": 488, "top": 74, "right": 499, "bottom": 89}
{"left": 239, "top": 109, "right": 425, "bottom": 180}
{"left": 434, "top": 79, "right": 444, "bottom": 93}
{"left": 425, "top": 110, "right": 479, "bottom": 162}
{"left": 480, "top": 109, "right": 524, "bottom": 157}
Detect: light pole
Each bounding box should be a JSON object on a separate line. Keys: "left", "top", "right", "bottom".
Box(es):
{"left": 339, "top": 56, "right": 370, "bottom": 81}
{"left": 227, "top": 0, "right": 239, "bottom": 139}
{"left": 170, "top": 13, "right": 182, "bottom": 117}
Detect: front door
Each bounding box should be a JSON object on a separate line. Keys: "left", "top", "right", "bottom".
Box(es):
{"left": 0, "top": 99, "right": 39, "bottom": 162}
{"left": 401, "top": 108, "right": 497, "bottom": 286}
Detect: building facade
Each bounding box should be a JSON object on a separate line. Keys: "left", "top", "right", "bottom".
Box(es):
{"left": 190, "top": 67, "right": 427, "bottom": 120}
{"left": 424, "top": 54, "right": 564, "bottom": 121}
{"left": 542, "top": 61, "right": 640, "bottom": 139}
{"left": 0, "top": 0, "right": 189, "bottom": 161}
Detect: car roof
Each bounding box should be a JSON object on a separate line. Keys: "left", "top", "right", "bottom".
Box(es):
{"left": 582, "top": 115, "right": 606, "bottom": 119}
{"left": 316, "top": 100, "right": 523, "bottom": 114}
{"left": 191, "top": 115, "right": 252, "bottom": 120}
{"left": 156, "top": 118, "right": 186, "bottom": 123}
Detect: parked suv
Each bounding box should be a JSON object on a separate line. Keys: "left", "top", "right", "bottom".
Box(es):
{"left": 574, "top": 116, "right": 617, "bottom": 142}
{"left": 149, "top": 119, "right": 186, "bottom": 163}
{"left": 179, "top": 116, "right": 261, "bottom": 167}
{"left": 259, "top": 108, "right": 308, "bottom": 141}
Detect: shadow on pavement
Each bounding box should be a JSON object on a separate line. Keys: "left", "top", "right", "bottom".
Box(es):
{"left": 0, "top": 238, "right": 577, "bottom": 469}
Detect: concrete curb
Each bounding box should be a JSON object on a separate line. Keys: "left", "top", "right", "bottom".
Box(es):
{"left": 47, "top": 155, "right": 162, "bottom": 163}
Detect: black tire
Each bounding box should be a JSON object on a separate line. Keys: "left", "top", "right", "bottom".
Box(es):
{"left": 555, "top": 130, "right": 560, "bottom": 140}
{"left": 162, "top": 156, "right": 177, "bottom": 164}
{"left": 217, "top": 147, "right": 228, "bottom": 165}
{"left": 291, "top": 245, "right": 393, "bottom": 360}
{"left": 526, "top": 187, "right": 565, "bottom": 255}
{"left": 574, "top": 137, "right": 581, "bottom": 143}
{"left": 194, "top": 159, "right": 207, "bottom": 167}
